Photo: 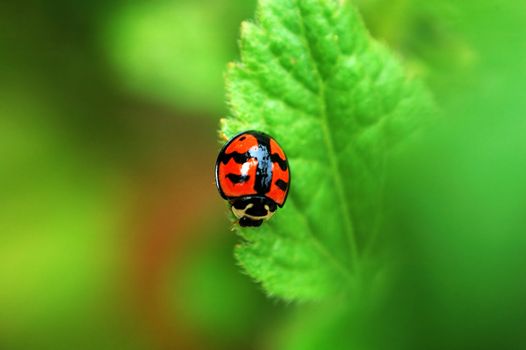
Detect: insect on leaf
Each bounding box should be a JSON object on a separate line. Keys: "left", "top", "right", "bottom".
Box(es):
{"left": 221, "top": 0, "right": 435, "bottom": 301}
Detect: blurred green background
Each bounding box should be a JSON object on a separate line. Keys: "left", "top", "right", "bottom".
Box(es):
{"left": 0, "top": 0, "right": 524, "bottom": 349}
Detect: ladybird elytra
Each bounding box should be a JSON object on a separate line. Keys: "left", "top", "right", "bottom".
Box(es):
{"left": 215, "top": 130, "right": 290, "bottom": 227}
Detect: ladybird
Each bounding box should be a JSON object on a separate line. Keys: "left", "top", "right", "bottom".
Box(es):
{"left": 215, "top": 130, "right": 290, "bottom": 227}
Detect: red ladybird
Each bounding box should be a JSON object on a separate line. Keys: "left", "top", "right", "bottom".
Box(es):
{"left": 215, "top": 130, "right": 290, "bottom": 227}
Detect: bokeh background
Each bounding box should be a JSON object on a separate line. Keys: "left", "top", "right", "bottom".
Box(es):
{"left": 1, "top": 0, "right": 524, "bottom": 349}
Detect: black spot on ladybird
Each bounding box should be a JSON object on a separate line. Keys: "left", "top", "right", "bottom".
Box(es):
{"left": 226, "top": 173, "right": 250, "bottom": 184}
{"left": 275, "top": 179, "right": 288, "bottom": 191}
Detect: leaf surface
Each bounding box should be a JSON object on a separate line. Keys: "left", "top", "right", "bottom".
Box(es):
{"left": 222, "top": 0, "right": 435, "bottom": 301}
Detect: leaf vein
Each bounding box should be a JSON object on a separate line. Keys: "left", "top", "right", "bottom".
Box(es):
{"left": 245, "top": 72, "right": 322, "bottom": 120}
{"left": 293, "top": 0, "right": 360, "bottom": 271}
{"left": 286, "top": 196, "right": 354, "bottom": 283}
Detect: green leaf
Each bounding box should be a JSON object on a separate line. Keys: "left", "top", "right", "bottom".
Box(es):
{"left": 222, "top": 0, "right": 435, "bottom": 301}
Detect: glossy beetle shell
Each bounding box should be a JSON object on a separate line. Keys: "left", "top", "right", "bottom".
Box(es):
{"left": 215, "top": 130, "right": 290, "bottom": 207}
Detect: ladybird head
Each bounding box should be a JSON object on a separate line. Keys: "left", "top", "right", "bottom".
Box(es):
{"left": 230, "top": 196, "right": 277, "bottom": 227}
